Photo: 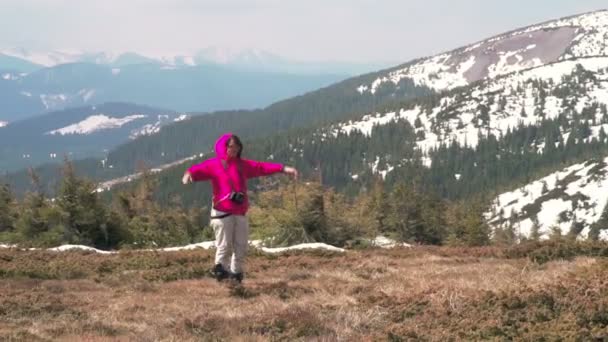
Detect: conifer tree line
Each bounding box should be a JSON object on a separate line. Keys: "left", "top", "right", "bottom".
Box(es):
{"left": 0, "top": 159, "right": 207, "bottom": 249}
{"left": 4, "top": 153, "right": 608, "bottom": 250}
{"left": 0, "top": 158, "right": 497, "bottom": 248}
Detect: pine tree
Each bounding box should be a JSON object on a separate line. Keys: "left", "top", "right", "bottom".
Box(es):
{"left": 589, "top": 201, "right": 608, "bottom": 240}
{"left": 14, "top": 168, "right": 66, "bottom": 246}
{"left": 56, "top": 158, "right": 116, "bottom": 248}
{"left": 369, "top": 178, "right": 389, "bottom": 235}
{"left": 112, "top": 165, "right": 192, "bottom": 248}
{"left": 0, "top": 183, "right": 16, "bottom": 233}
{"left": 444, "top": 199, "right": 490, "bottom": 246}
{"left": 462, "top": 201, "right": 491, "bottom": 246}
{"left": 529, "top": 217, "right": 542, "bottom": 241}
{"left": 492, "top": 222, "right": 517, "bottom": 245}
{"left": 548, "top": 225, "right": 563, "bottom": 241}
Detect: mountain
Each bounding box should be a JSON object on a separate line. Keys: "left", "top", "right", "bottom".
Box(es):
{"left": 336, "top": 57, "right": 608, "bottom": 162}
{"left": 0, "top": 102, "right": 187, "bottom": 173}
{"left": 357, "top": 10, "right": 608, "bottom": 94}
{"left": 0, "top": 48, "right": 79, "bottom": 69}
{"left": 0, "top": 48, "right": 159, "bottom": 68}
{"left": 0, "top": 53, "right": 42, "bottom": 73}
{"left": 1, "top": 65, "right": 431, "bottom": 195}
{"left": 0, "top": 62, "right": 347, "bottom": 122}
{"left": 192, "top": 46, "right": 392, "bottom": 75}
{"left": 5, "top": 10, "right": 608, "bottom": 241}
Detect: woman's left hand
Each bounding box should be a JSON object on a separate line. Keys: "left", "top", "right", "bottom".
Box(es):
{"left": 283, "top": 166, "right": 299, "bottom": 180}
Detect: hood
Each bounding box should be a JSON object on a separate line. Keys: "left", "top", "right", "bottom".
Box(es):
{"left": 214, "top": 133, "right": 233, "bottom": 160}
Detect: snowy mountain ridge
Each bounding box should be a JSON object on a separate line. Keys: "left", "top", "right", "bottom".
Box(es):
{"left": 0, "top": 47, "right": 282, "bottom": 68}
{"left": 357, "top": 10, "right": 608, "bottom": 93}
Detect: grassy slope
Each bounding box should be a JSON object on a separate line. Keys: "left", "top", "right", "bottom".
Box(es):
{"left": 1, "top": 244, "right": 608, "bottom": 340}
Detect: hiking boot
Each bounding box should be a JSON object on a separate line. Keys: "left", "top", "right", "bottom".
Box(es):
{"left": 230, "top": 272, "right": 244, "bottom": 284}
{"left": 211, "top": 264, "right": 230, "bottom": 282}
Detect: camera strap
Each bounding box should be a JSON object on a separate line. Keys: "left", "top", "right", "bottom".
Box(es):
{"left": 213, "top": 159, "right": 244, "bottom": 208}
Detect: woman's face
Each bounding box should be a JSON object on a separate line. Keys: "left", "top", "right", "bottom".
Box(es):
{"left": 227, "top": 139, "right": 241, "bottom": 158}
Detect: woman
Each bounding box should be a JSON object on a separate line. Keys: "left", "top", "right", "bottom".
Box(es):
{"left": 182, "top": 133, "right": 298, "bottom": 283}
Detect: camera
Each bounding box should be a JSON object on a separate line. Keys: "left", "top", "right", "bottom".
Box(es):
{"left": 229, "top": 191, "right": 246, "bottom": 204}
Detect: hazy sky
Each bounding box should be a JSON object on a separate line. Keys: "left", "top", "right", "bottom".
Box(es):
{"left": 1, "top": 0, "right": 606, "bottom": 63}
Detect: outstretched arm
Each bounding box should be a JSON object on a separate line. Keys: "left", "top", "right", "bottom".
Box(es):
{"left": 183, "top": 160, "right": 214, "bottom": 184}
{"left": 242, "top": 159, "right": 298, "bottom": 179}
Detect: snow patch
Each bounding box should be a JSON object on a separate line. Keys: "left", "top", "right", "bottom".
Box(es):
{"left": 1, "top": 241, "right": 346, "bottom": 254}
{"left": 40, "top": 94, "right": 68, "bottom": 110}
{"left": 77, "top": 89, "right": 96, "bottom": 102}
{"left": 49, "top": 244, "right": 116, "bottom": 254}
{"left": 47, "top": 114, "right": 146, "bottom": 135}
{"left": 370, "top": 236, "right": 412, "bottom": 248}
{"left": 2, "top": 73, "right": 18, "bottom": 80}
{"left": 257, "top": 243, "right": 345, "bottom": 253}
{"left": 160, "top": 241, "right": 216, "bottom": 251}
{"left": 174, "top": 114, "right": 189, "bottom": 122}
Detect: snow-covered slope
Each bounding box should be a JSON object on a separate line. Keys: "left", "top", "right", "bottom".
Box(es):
{"left": 336, "top": 58, "right": 608, "bottom": 165}
{"left": 485, "top": 157, "right": 608, "bottom": 241}
{"left": 358, "top": 10, "right": 608, "bottom": 93}
{"left": 129, "top": 114, "right": 189, "bottom": 139}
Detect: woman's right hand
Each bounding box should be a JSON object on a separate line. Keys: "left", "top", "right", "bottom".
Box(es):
{"left": 182, "top": 172, "right": 192, "bottom": 184}
{"left": 283, "top": 166, "right": 299, "bottom": 180}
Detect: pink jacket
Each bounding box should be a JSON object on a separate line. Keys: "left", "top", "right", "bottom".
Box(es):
{"left": 187, "top": 133, "right": 284, "bottom": 215}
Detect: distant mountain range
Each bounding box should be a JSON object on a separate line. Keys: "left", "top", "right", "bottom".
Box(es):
{"left": 0, "top": 61, "right": 347, "bottom": 122}
{"left": 0, "top": 47, "right": 390, "bottom": 75}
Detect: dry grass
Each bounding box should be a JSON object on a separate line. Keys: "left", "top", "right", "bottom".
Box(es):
{"left": 1, "top": 245, "right": 608, "bottom": 341}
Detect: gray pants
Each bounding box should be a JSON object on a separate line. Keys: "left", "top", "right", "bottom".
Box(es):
{"left": 210, "top": 209, "right": 249, "bottom": 274}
